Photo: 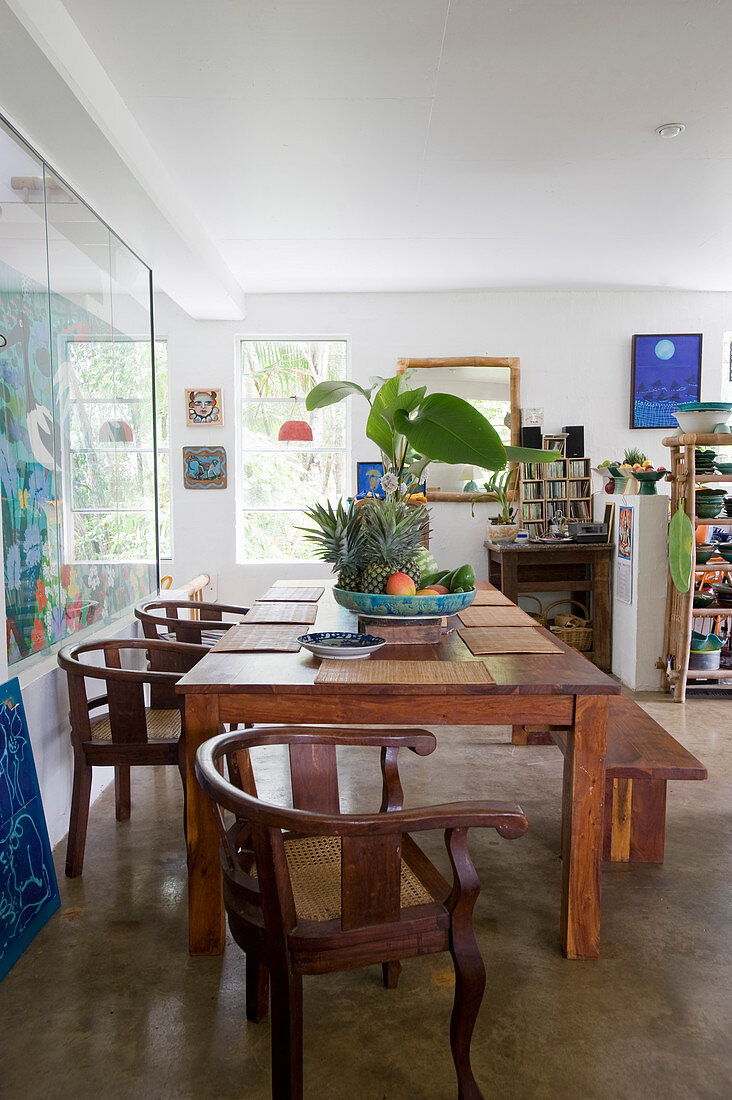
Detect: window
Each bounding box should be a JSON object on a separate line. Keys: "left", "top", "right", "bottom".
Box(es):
{"left": 238, "top": 339, "right": 349, "bottom": 561}
{"left": 64, "top": 339, "right": 170, "bottom": 561}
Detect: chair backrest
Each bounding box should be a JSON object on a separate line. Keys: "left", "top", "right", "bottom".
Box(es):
{"left": 134, "top": 598, "right": 249, "bottom": 644}
{"left": 197, "top": 727, "right": 440, "bottom": 937}
{"left": 58, "top": 637, "right": 206, "bottom": 747}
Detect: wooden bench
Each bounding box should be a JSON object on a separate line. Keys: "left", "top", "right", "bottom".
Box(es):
{"left": 516, "top": 695, "right": 707, "bottom": 863}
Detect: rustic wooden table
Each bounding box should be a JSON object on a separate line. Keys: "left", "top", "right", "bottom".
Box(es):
{"left": 484, "top": 541, "right": 613, "bottom": 671}
{"left": 177, "top": 582, "right": 620, "bottom": 960}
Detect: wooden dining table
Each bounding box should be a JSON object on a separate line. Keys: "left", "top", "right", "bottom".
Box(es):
{"left": 176, "top": 581, "right": 620, "bottom": 960}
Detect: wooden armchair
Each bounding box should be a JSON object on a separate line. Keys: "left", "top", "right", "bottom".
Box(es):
{"left": 134, "top": 598, "right": 250, "bottom": 647}
{"left": 195, "top": 726, "right": 528, "bottom": 1100}
{"left": 58, "top": 637, "right": 207, "bottom": 878}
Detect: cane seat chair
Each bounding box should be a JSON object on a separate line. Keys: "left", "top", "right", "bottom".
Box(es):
{"left": 195, "top": 726, "right": 528, "bottom": 1100}
{"left": 134, "top": 598, "right": 250, "bottom": 647}
{"left": 58, "top": 637, "right": 207, "bottom": 878}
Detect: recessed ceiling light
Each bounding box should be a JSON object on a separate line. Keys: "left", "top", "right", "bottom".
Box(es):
{"left": 656, "top": 123, "right": 685, "bottom": 138}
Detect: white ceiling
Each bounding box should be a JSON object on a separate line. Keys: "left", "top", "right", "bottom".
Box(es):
{"left": 6, "top": 0, "right": 732, "bottom": 306}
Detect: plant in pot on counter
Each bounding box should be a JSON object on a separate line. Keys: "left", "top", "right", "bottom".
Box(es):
{"left": 482, "top": 468, "right": 520, "bottom": 544}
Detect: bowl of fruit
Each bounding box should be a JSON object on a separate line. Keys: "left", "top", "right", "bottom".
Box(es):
{"left": 632, "top": 465, "right": 668, "bottom": 494}
{"left": 333, "top": 564, "right": 477, "bottom": 618}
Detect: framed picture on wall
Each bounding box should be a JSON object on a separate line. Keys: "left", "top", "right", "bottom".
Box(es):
{"left": 183, "top": 446, "right": 227, "bottom": 488}
{"left": 356, "top": 461, "right": 385, "bottom": 497}
{"left": 185, "top": 387, "right": 224, "bottom": 426}
{"left": 630, "top": 334, "right": 702, "bottom": 429}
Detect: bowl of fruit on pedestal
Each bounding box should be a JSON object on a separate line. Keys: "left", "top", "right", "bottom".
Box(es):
{"left": 632, "top": 466, "right": 668, "bottom": 494}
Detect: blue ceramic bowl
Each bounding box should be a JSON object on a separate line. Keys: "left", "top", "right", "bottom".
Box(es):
{"left": 332, "top": 587, "right": 477, "bottom": 617}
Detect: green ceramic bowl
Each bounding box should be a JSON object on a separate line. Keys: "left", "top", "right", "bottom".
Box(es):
{"left": 696, "top": 543, "right": 718, "bottom": 564}
{"left": 696, "top": 504, "right": 723, "bottom": 519}
{"left": 714, "top": 462, "right": 732, "bottom": 475}
{"left": 332, "top": 586, "right": 477, "bottom": 618}
{"left": 694, "top": 592, "right": 715, "bottom": 608}
{"left": 715, "top": 544, "right": 732, "bottom": 563}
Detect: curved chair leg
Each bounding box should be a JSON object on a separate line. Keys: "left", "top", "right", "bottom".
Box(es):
{"left": 115, "top": 766, "right": 131, "bottom": 820}
{"left": 270, "top": 965, "right": 303, "bottom": 1100}
{"left": 381, "top": 961, "right": 401, "bottom": 988}
{"left": 246, "top": 953, "right": 270, "bottom": 1021}
{"left": 445, "top": 828, "right": 486, "bottom": 1100}
{"left": 66, "top": 757, "right": 92, "bottom": 877}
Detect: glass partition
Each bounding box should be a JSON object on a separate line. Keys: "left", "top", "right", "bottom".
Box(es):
{"left": 0, "top": 116, "right": 159, "bottom": 666}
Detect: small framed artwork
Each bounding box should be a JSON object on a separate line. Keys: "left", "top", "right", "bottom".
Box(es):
{"left": 185, "top": 387, "right": 224, "bottom": 426}
{"left": 630, "top": 334, "right": 702, "bottom": 429}
{"left": 603, "top": 502, "right": 616, "bottom": 544}
{"left": 183, "top": 446, "right": 227, "bottom": 489}
{"left": 357, "top": 461, "right": 385, "bottom": 497}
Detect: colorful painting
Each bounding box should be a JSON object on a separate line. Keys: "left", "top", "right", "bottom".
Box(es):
{"left": 185, "top": 387, "right": 223, "bottom": 426}
{"left": 0, "top": 678, "right": 60, "bottom": 981}
{"left": 356, "top": 461, "right": 385, "bottom": 498}
{"left": 1, "top": 262, "right": 157, "bottom": 665}
{"left": 183, "top": 446, "right": 227, "bottom": 489}
{"left": 631, "top": 334, "right": 702, "bottom": 428}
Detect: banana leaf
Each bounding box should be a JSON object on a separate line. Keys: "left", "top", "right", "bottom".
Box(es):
{"left": 505, "top": 445, "right": 562, "bottom": 464}
{"left": 393, "top": 393, "right": 507, "bottom": 469}
{"left": 669, "top": 499, "right": 694, "bottom": 593}
{"left": 305, "top": 380, "right": 372, "bottom": 410}
{"left": 365, "top": 376, "right": 401, "bottom": 460}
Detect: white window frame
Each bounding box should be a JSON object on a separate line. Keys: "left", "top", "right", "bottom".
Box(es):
{"left": 235, "top": 334, "right": 352, "bottom": 564}
{"left": 60, "top": 336, "right": 170, "bottom": 564}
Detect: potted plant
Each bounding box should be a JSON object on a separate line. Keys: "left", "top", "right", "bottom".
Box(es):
{"left": 483, "top": 469, "right": 520, "bottom": 544}
{"left": 301, "top": 373, "right": 558, "bottom": 592}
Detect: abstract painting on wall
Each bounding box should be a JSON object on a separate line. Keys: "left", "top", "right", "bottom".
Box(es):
{"left": 185, "top": 388, "right": 224, "bottom": 426}
{"left": 0, "top": 678, "right": 59, "bottom": 981}
{"left": 630, "top": 334, "right": 702, "bottom": 429}
{"left": 183, "top": 446, "right": 227, "bottom": 489}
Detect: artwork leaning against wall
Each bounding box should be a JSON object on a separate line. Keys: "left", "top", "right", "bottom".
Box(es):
{"left": 0, "top": 116, "right": 161, "bottom": 668}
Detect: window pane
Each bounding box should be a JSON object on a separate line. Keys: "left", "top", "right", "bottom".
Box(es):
{"left": 73, "top": 510, "right": 155, "bottom": 562}
{"left": 242, "top": 452, "right": 346, "bottom": 509}
{"left": 157, "top": 451, "right": 171, "bottom": 559}
{"left": 241, "top": 340, "right": 347, "bottom": 398}
{"left": 71, "top": 451, "right": 156, "bottom": 510}
{"left": 240, "top": 510, "right": 316, "bottom": 562}
{"left": 242, "top": 400, "right": 345, "bottom": 450}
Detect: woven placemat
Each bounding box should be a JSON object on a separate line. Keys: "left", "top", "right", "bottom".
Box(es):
{"left": 210, "top": 625, "right": 304, "bottom": 652}
{"left": 259, "top": 586, "right": 325, "bottom": 602}
{"left": 315, "top": 660, "right": 495, "bottom": 685}
{"left": 458, "top": 627, "right": 562, "bottom": 655}
{"left": 472, "top": 588, "right": 512, "bottom": 606}
{"left": 243, "top": 602, "right": 318, "bottom": 624}
{"left": 458, "top": 605, "right": 536, "bottom": 628}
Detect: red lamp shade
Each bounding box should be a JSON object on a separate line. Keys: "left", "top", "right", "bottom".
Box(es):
{"left": 278, "top": 420, "right": 313, "bottom": 442}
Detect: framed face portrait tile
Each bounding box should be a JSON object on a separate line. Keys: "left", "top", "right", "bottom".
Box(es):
{"left": 185, "top": 387, "right": 224, "bottom": 427}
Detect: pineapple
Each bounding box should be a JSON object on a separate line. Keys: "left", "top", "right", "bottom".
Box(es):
{"left": 299, "top": 500, "right": 364, "bottom": 590}
{"left": 358, "top": 497, "right": 427, "bottom": 593}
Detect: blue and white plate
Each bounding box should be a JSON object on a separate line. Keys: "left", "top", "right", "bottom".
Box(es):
{"left": 297, "top": 631, "right": 386, "bottom": 660}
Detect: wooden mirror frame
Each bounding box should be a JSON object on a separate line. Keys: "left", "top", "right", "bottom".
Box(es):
{"left": 395, "top": 356, "right": 521, "bottom": 502}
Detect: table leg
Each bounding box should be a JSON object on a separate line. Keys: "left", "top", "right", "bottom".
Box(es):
{"left": 592, "top": 555, "right": 612, "bottom": 671}
{"left": 185, "top": 693, "right": 226, "bottom": 955}
{"left": 560, "top": 694, "right": 607, "bottom": 959}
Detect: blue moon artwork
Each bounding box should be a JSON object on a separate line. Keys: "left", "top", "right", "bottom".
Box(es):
{"left": 631, "top": 334, "right": 702, "bottom": 428}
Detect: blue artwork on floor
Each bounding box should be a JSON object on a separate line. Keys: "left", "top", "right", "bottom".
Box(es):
{"left": 0, "top": 677, "right": 59, "bottom": 981}
{"left": 631, "top": 333, "right": 702, "bottom": 428}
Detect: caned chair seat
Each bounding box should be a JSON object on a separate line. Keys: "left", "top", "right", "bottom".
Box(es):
{"left": 88, "top": 708, "right": 182, "bottom": 743}
{"left": 252, "top": 834, "right": 433, "bottom": 922}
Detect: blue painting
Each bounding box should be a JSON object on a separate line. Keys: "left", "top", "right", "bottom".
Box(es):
{"left": 183, "top": 446, "right": 227, "bottom": 489}
{"left": 0, "top": 678, "right": 59, "bottom": 981}
{"left": 356, "top": 461, "right": 385, "bottom": 498}
{"left": 631, "top": 334, "right": 702, "bottom": 428}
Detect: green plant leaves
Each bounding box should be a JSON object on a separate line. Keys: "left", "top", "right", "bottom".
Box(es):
{"left": 393, "top": 393, "right": 507, "bottom": 469}
{"left": 504, "top": 446, "right": 562, "bottom": 464}
{"left": 669, "top": 500, "right": 694, "bottom": 593}
{"left": 305, "top": 380, "right": 371, "bottom": 410}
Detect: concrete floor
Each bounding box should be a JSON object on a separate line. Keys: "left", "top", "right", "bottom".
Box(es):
{"left": 2, "top": 695, "right": 731, "bottom": 1099}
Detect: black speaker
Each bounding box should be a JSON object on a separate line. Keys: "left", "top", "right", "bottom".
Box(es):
{"left": 562, "top": 425, "right": 585, "bottom": 458}
{"left": 521, "top": 426, "right": 542, "bottom": 448}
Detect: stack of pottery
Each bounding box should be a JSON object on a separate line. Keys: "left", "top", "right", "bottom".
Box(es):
{"left": 695, "top": 448, "right": 717, "bottom": 473}
{"left": 695, "top": 488, "right": 727, "bottom": 519}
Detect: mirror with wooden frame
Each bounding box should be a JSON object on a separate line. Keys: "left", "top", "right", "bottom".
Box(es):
{"left": 395, "top": 356, "right": 521, "bottom": 501}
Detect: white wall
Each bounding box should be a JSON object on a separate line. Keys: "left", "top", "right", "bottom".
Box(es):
{"left": 157, "top": 287, "right": 731, "bottom": 604}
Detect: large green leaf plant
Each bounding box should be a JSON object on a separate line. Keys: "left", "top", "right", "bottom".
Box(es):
{"left": 306, "top": 373, "right": 559, "bottom": 492}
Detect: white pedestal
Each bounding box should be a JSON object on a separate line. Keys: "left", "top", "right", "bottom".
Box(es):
{"left": 595, "top": 494, "right": 668, "bottom": 691}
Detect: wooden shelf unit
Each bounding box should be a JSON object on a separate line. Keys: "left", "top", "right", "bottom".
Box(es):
{"left": 518, "top": 455, "right": 593, "bottom": 536}
{"left": 660, "top": 433, "right": 732, "bottom": 701}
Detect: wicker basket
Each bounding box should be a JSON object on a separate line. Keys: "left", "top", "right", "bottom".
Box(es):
{"left": 545, "top": 599, "right": 593, "bottom": 652}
